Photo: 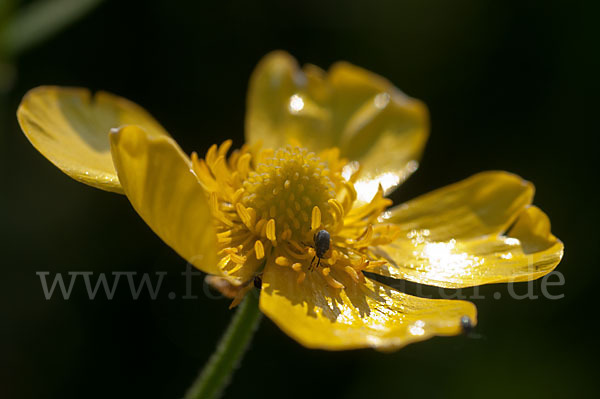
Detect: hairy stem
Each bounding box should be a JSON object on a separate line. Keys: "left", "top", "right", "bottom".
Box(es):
{"left": 184, "top": 291, "right": 262, "bottom": 399}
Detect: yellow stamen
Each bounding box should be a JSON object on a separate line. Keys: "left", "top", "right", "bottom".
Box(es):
{"left": 283, "top": 244, "right": 313, "bottom": 260}
{"left": 311, "top": 206, "right": 321, "bottom": 230}
{"left": 366, "top": 260, "right": 387, "bottom": 269}
{"left": 213, "top": 156, "right": 231, "bottom": 187}
{"left": 210, "top": 192, "right": 233, "bottom": 227}
{"left": 232, "top": 188, "right": 244, "bottom": 204}
{"left": 281, "top": 228, "right": 292, "bottom": 240}
{"left": 217, "top": 236, "right": 232, "bottom": 245}
{"left": 227, "top": 263, "right": 244, "bottom": 275}
{"left": 260, "top": 219, "right": 269, "bottom": 238}
{"left": 218, "top": 254, "right": 231, "bottom": 270}
{"left": 328, "top": 199, "right": 345, "bottom": 232}
{"left": 236, "top": 203, "right": 253, "bottom": 229}
{"left": 206, "top": 143, "right": 218, "bottom": 166}
{"left": 297, "top": 272, "right": 306, "bottom": 284}
{"left": 229, "top": 253, "right": 246, "bottom": 264}
{"left": 218, "top": 139, "right": 232, "bottom": 157}
{"left": 220, "top": 247, "right": 238, "bottom": 255}
{"left": 352, "top": 255, "right": 368, "bottom": 270}
{"left": 236, "top": 153, "right": 252, "bottom": 177}
{"left": 344, "top": 265, "right": 360, "bottom": 283}
{"left": 355, "top": 224, "right": 374, "bottom": 246}
{"left": 254, "top": 218, "right": 267, "bottom": 235}
{"left": 289, "top": 240, "right": 305, "bottom": 253}
{"left": 254, "top": 240, "right": 265, "bottom": 260}
{"left": 324, "top": 274, "right": 344, "bottom": 289}
{"left": 275, "top": 256, "right": 291, "bottom": 267}
{"left": 266, "top": 219, "right": 276, "bottom": 241}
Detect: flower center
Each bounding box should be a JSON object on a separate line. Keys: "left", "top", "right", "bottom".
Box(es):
{"left": 241, "top": 146, "right": 336, "bottom": 241}
{"left": 192, "top": 140, "right": 396, "bottom": 291}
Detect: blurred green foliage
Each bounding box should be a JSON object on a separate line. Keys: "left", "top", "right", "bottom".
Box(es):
{"left": 0, "top": 0, "right": 102, "bottom": 93}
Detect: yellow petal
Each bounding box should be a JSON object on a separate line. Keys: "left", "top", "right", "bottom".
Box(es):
{"left": 109, "top": 125, "right": 219, "bottom": 275}
{"left": 246, "top": 51, "right": 428, "bottom": 202}
{"left": 17, "top": 86, "right": 169, "bottom": 193}
{"left": 385, "top": 171, "right": 535, "bottom": 239}
{"left": 371, "top": 172, "right": 564, "bottom": 288}
{"left": 259, "top": 259, "right": 476, "bottom": 351}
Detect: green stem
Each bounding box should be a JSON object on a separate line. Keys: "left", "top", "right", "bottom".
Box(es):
{"left": 184, "top": 291, "right": 262, "bottom": 399}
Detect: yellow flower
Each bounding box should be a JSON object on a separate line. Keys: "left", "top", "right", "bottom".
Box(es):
{"left": 17, "top": 51, "right": 563, "bottom": 351}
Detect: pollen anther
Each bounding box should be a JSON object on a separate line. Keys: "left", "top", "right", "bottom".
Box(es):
{"left": 254, "top": 240, "right": 265, "bottom": 260}
{"left": 275, "top": 256, "right": 291, "bottom": 266}
{"left": 266, "top": 219, "right": 277, "bottom": 242}
{"left": 311, "top": 206, "right": 322, "bottom": 230}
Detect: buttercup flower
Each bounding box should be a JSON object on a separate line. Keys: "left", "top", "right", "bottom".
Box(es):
{"left": 17, "top": 51, "right": 563, "bottom": 351}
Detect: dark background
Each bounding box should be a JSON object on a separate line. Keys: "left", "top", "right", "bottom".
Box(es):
{"left": 1, "top": 0, "right": 598, "bottom": 398}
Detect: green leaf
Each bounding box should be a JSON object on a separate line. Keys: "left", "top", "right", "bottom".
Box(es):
{"left": 0, "top": 0, "right": 103, "bottom": 56}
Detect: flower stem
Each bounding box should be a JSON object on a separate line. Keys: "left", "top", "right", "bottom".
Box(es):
{"left": 184, "top": 291, "right": 262, "bottom": 399}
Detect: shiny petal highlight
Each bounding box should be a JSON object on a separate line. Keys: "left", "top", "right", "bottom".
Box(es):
{"left": 259, "top": 259, "right": 476, "bottom": 351}
{"left": 17, "top": 86, "right": 169, "bottom": 193}
{"left": 372, "top": 172, "right": 563, "bottom": 288}
{"left": 246, "top": 51, "right": 429, "bottom": 202}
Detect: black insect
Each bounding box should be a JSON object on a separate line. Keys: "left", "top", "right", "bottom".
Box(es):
{"left": 253, "top": 274, "right": 262, "bottom": 290}
{"left": 460, "top": 315, "right": 473, "bottom": 334}
{"left": 310, "top": 229, "right": 331, "bottom": 270}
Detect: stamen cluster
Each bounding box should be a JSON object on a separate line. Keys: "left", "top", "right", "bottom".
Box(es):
{"left": 192, "top": 141, "right": 399, "bottom": 290}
